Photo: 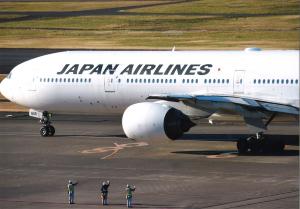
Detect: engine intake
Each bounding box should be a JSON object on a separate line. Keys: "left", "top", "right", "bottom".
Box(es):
{"left": 122, "top": 102, "right": 195, "bottom": 140}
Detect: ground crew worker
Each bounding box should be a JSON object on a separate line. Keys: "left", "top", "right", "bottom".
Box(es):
{"left": 125, "top": 184, "right": 136, "bottom": 208}
{"left": 67, "top": 180, "right": 78, "bottom": 204}
{"left": 100, "top": 180, "right": 110, "bottom": 205}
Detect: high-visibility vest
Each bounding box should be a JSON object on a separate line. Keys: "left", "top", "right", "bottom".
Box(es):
{"left": 68, "top": 184, "right": 74, "bottom": 193}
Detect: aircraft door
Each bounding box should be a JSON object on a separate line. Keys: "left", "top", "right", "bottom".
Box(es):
{"left": 233, "top": 70, "right": 245, "bottom": 94}
{"left": 28, "top": 76, "right": 37, "bottom": 91}
{"left": 104, "top": 75, "right": 115, "bottom": 92}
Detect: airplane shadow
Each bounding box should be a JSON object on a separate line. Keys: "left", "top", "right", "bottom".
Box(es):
{"left": 53, "top": 134, "right": 127, "bottom": 138}
{"left": 180, "top": 134, "right": 299, "bottom": 146}
{"left": 172, "top": 149, "right": 299, "bottom": 157}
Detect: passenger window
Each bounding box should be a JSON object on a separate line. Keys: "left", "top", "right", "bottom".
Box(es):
{"left": 204, "top": 79, "right": 207, "bottom": 84}
{"left": 296, "top": 79, "right": 299, "bottom": 84}
{"left": 165, "top": 79, "right": 168, "bottom": 83}
{"left": 226, "top": 79, "right": 229, "bottom": 84}
{"left": 174, "top": 79, "right": 176, "bottom": 83}
{"left": 222, "top": 79, "right": 225, "bottom": 84}
{"left": 196, "top": 79, "right": 198, "bottom": 83}
{"left": 272, "top": 79, "right": 275, "bottom": 84}
{"left": 291, "top": 79, "right": 293, "bottom": 84}
{"left": 262, "top": 79, "right": 265, "bottom": 84}
{"left": 118, "top": 79, "right": 121, "bottom": 83}
{"left": 267, "top": 79, "right": 270, "bottom": 84}
{"left": 254, "top": 79, "right": 256, "bottom": 84}
{"left": 89, "top": 78, "right": 91, "bottom": 83}
{"left": 209, "top": 79, "right": 211, "bottom": 83}
{"left": 217, "top": 79, "right": 220, "bottom": 83}
{"left": 152, "top": 79, "right": 155, "bottom": 83}
{"left": 281, "top": 79, "right": 284, "bottom": 84}
{"left": 183, "top": 79, "right": 185, "bottom": 83}
{"left": 286, "top": 79, "right": 289, "bottom": 84}
{"left": 213, "top": 79, "right": 216, "bottom": 83}
{"left": 191, "top": 79, "right": 194, "bottom": 83}
{"left": 276, "top": 79, "right": 279, "bottom": 84}
{"left": 258, "top": 79, "right": 261, "bottom": 84}
{"left": 161, "top": 79, "right": 163, "bottom": 83}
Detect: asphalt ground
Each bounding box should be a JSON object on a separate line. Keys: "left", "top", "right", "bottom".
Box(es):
{"left": 0, "top": 112, "right": 298, "bottom": 209}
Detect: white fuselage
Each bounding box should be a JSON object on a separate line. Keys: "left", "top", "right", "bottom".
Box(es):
{"left": 0, "top": 50, "right": 299, "bottom": 115}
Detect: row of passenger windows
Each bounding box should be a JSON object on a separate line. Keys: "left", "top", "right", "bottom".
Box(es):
{"left": 124, "top": 78, "right": 231, "bottom": 84}
{"left": 125, "top": 78, "right": 177, "bottom": 84}
{"left": 40, "top": 78, "right": 91, "bottom": 83}
{"left": 39, "top": 77, "right": 299, "bottom": 85}
{"left": 253, "top": 79, "right": 298, "bottom": 84}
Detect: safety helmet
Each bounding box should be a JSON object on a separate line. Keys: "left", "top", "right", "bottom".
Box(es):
{"left": 69, "top": 180, "right": 72, "bottom": 184}
{"left": 126, "top": 184, "right": 130, "bottom": 188}
{"left": 102, "top": 182, "right": 106, "bottom": 186}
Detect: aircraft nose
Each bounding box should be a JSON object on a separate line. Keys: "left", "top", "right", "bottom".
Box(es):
{"left": 0, "top": 79, "right": 4, "bottom": 97}
{"left": 0, "top": 78, "right": 10, "bottom": 101}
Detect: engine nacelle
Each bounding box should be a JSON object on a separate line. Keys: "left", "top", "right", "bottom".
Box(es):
{"left": 122, "top": 102, "right": 195, "bottom": 140}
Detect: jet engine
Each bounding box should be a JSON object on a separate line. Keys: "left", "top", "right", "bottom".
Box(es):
{"left": 122, "top": 102, "right": 195, "bottom": 140}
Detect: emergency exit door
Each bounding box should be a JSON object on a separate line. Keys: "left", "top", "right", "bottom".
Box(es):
{"left": 104, "top": 76, "right": 115, "bottom": 92}
{"left": 28, "top": 76, "right": 37, "bottom": 91}
{"left": 233, "top": 70, "right": 245, "bottom": 94}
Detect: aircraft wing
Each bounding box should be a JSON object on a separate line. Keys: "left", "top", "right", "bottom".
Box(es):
{"left": 147, "top": 94, "right": 299, "bottom": 115}
{"left": 147, "top": 94, "right": 299, "bottom": 133}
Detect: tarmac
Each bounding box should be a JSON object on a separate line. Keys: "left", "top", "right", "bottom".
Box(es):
{"left": 0, "top": 112, "right": 298, "bottom": 209}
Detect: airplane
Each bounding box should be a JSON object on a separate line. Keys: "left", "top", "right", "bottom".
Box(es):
{"left": 0, "top": 48, "right": 299, "bottom": 154}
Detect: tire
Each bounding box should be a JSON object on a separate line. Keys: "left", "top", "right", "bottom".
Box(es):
{"left": 40, "top": 126, "right": 49, "bottom": 137}
{"left": 48, "top": 125, "right": 55, "bottom": 136}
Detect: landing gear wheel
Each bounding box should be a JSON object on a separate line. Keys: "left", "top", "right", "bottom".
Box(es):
{"left": 248, "top": 136, "right": 263, "bottom": 154}
{"left": 48, "top": 125, "right": 55, "bottom": 136}
{"left": 40, "top": 126, "right": 49, "bottom": 137}
{"left": 39, "top": 111, "right": 55, "bottom": 137}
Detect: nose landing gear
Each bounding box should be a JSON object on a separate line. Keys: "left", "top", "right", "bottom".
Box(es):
{"left": 40, "top": 111, "right": 55, "bottom": 137}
